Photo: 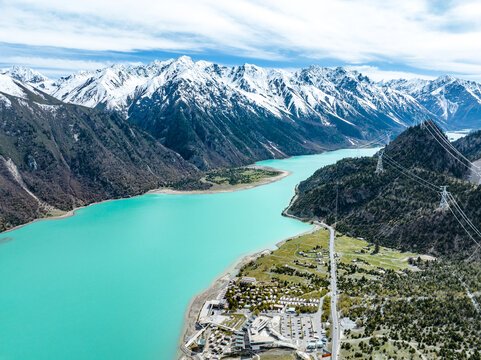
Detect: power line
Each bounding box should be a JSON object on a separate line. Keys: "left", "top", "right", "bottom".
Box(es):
{"left": 447, "top": 202, "right": 481, "bottom": 248}
{"left": 382, "top": 154, "right": 439, "bottom": 191}
{"left": 356, "top": 133, "right": 390, "bottom": 149}
{"left": 425, "top": 120, "right": 479, "bottom": 169}
{"left": 447, "top": 193, "right": 481, "bottom": 239}
{"left": 423, "top": 121, "right": 479, "bottom": 175}
{"left": 423, "top": 125, "right": 472, "bottom": 170}
{"left": 425, "top": 121, "right": 473, "bottom": 163}
{"left": 439, "top": 186, "right": 449, "bottom": 209}
{"left": 376, "top": 147, "right": 481, "bottom": 255}
{"left": 448, "top": 194, "right": 481, "bottom": 237}
{"left": 383, "top": 157, "right": 438, "bottom": 191}
{"left": 375, "top": 150, "right": 384, "bottom": 173}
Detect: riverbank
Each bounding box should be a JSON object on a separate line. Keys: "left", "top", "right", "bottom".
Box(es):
{"left": 0, "top": 167, "right": 290, "bottom": 236}
{"left": 178, "top": 222, "right": 321, "bottom": 359}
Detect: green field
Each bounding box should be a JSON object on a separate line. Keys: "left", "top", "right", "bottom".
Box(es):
{"left": 335, "top": 234, "right": 423, "bottom": 271}
{"left": 221, "top": 314, "right": 246, "bottom": 329}
{"left": 205, "top": 167, "right": 281, "bottom": 185}
{"left": 240, "top": 230, "right": 330, "bottom": 284}
{"left": 340, "top": 336, "right": 425, "bottom": 360}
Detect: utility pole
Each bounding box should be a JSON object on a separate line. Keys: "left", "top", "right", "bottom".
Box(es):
{"left": 439, "top": 186, "right": 449, "bottom": 209}
{"left": 376, "top": 150, "right": 384, "bottom": 174}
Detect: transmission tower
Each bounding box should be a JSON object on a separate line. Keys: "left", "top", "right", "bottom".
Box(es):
{"left": 376, "top": 150, "right": 384, "bottom": 174}
{"left": 439, "top": 186, "right": 449, "bottom": 209}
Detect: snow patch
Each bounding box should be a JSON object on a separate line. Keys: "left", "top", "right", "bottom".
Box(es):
{"left": 36, "top": 103, "right": 59, "bottom": 113}
{"left": 0, "top": 74, "right": 26, "bottom": 98}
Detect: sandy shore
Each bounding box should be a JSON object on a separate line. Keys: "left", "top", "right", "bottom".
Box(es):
{"left": 177, "top": 222, "right": 321, "bottom": 359}
{"left": 0, "top": 166, "right": 290, "bottom": 236}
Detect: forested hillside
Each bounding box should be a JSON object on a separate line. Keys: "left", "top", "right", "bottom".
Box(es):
{"left": 289, "top": 121, "right": 481, "bottom": 257}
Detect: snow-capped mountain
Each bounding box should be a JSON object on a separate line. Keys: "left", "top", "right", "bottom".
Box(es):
{"left": 1, "top": 57, "right": 438, "bottom": 168}
{"left": 28, "top": 56, "right": 427, "bottom": 129}
{"left": 388, "top": 75, "right": 481, "bottom": 129}
{"left": 0, "top": 72, "right": 51, "bottom": 107}
{"left": 0, "top": 66, "right": 49, "bottom": 85}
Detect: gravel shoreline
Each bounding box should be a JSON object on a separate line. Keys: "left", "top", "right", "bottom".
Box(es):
{"left": 177, "top": 223, "right": 321, "bottom": 359}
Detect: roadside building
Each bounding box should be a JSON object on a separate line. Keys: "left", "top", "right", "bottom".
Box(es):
{"left": 239, "top": 276, "right": 256, "bottom": 285}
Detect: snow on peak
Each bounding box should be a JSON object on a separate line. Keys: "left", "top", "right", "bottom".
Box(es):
{"left": 13, "top": 58, "right": 436, "bottom": 127}
{"left": 0, "top": 74, "right": 27, "bottom": 98}
{"left": 0, "top": 66, "right": 49, "bottom": 84}
{"left": 175, "top": 55, "right": 194, "bottom": 64}
{"left": 435, "top": 74, "right": 456, "bottom": 84}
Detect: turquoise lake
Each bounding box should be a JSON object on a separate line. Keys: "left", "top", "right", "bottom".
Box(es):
{"left": 0, "top": 148, "right": 377, "bottom": 360}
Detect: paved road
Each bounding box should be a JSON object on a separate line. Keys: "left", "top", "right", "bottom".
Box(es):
{"left": 284, "top": 186, "right": 340, "bottom": 359}
{"left": 324, "top": 223, "right": 339, "bottom": 360}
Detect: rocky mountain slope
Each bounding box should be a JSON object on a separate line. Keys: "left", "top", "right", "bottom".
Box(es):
{"left": 0, "top": 75, "right": 194, "bottom": 232}
{"left": 2, "top": 58, "right": 432, "bottom": 169}
{"left": 289, "top": 121, "right": 480, "bottom": 257}
{"left": 388, "top": 75, "right": 481, "bottom": 130}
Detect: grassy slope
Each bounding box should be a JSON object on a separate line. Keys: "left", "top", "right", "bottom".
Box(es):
{"left": 336, "top": 235, "right": 421, "bottom": 271}
{"left": 240, "top": 230, "right": 330, "bottom": 284}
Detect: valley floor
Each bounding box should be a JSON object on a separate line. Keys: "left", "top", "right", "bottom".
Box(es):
{"left": 178, "top": 224, "right": 322, "bottom": 359}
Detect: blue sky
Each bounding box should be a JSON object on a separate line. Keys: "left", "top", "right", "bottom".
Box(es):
{"left": 1, "top": 0, "right": 481, "bottom": 80}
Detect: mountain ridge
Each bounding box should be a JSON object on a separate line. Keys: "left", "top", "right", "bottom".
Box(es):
{"left": 388, "top": 75, "right": 481, "bottom": 129}
{"left": 5, "top": 59, "right": 481, "bottom": 134}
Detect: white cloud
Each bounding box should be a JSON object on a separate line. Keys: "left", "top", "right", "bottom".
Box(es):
{"left": 1, "top": 0, "right": 481, "bottom": 75}
{"left": 0, "top": 57, "right": 144, "bottom": 78}
{"left": 346, "top": 66, "right": 436, "bottom": 82}
{"left": 1, "top": 57, "right": 108, "bottom": 71}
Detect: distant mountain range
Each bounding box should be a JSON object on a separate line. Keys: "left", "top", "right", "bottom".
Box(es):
{"left": 3, "top": 58, "right": 481, "bottom": 170}
{"left": 0, "top": 58, "right": 443, "bottom": 168}
{"left": 289, "top": 121, "right": 481, "bottom": 258}
{"left": 387, "top": 75, "right": 481, "bottom": 130}
{"left": 2, "top": 57, "right": 481, "bottom": 231}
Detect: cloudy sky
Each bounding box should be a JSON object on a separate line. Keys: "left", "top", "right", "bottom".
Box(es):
{"left": 1, "top": 0, "right": 481, "bottom": 80}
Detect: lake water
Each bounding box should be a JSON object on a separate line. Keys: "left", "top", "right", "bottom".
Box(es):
{"left": 0, "top": 148, "right": 377, "bottom": 360}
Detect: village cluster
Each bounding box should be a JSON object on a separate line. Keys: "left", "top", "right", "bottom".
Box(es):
{"left": 224, "top": 276, "right": 323, "bottom": 313}
{"left": 182, "top": 276, "right": 332, "bottom": 360}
